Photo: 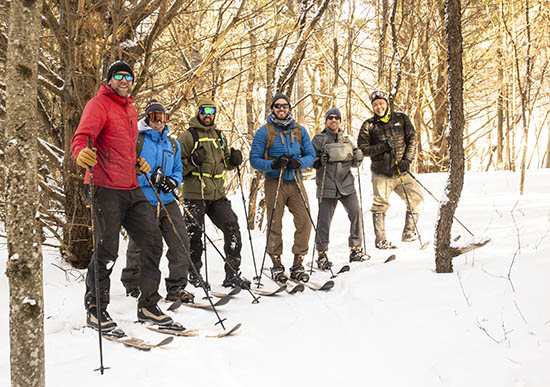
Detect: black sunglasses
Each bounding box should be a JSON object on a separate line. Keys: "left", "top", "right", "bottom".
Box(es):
{"left": 327, "top": 115, "right": 340, "bottom": 121}
{"left": 273, "top": 103, "right": 290, "bottom": 109}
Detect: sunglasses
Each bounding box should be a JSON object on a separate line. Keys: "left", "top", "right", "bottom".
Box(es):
{"left": 327, "top": 115, "right": 340, "bottom": 121}
{"left": 112, "top": 73, "right": 134, "bottom": 82}
{"left": 370, "top": 90, "right": 387, "bottom": 101}
{"left": 199, "top": 105, "right": 216, "bottom": 115}
{"left": 273, "top": 103, "right": 290, "bottom": 109}
{"left": 148, "top": 111, "right": 168, "bottom": 123}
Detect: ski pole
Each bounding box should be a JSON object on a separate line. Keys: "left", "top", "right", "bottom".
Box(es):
{"left": 172, "top": 192, "right": 260, "bottom": 304}
{"left": 236, "top": 166, "right": 259, "bottom": 280}
{"left": 309, "top": 163, "right": 327, "bottom": 276}
{"left": 257, "top": 167, "right": 285, "bottom": 288}
{"left": 406, "top": 171, "right": 474, "bottom": 237}
{"left": 292, "top": 170, "right": 335, "bottom": 278}
{"left": 87, "top": 137, "right": 108, "bottom": 374}
{"left": 388, "top": 144, "right": 427, "bottom": 250}
{"left": 356, "top": 165, "right": 367, "bottom": 253}
{"left": 144, "top": 174, "right": 227, "bottom": 329}
{"left": 199, "top": 166, "right": 209, "bottom": 291}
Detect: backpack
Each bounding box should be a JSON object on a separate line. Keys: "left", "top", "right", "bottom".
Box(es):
{"left": 264, "top": 122, "right": 303, "bottom": 160}
{"left": 136, "top": 132, "right": 178, "bottom": 157}
{"left": 188, "top": 127, "right": 227, "bottom": 153}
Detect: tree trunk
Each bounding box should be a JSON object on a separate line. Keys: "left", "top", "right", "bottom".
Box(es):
{"left": 5, "top": 0, "right": 45, "bottom": 385}
{"left": 435, "top": 0, "right": 465, "bottom": 274}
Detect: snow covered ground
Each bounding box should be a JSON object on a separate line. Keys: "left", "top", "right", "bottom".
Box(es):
{"left": 1, "top": 169, "right": 549, "bottom": 387}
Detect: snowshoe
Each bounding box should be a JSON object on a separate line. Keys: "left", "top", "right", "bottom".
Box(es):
{"left": 316, "top": 251, "right": 333, "bottom": 271}
{"left": 188, "top": 270, "right": 210, "bottom": 290}
{"left": 349, "top": 246, "right": 370, "bottom": 262}
{"left": 290, "top": 264, "right": 309, "bottom": 283}
{"left": 137, "top": 304, "right": 173, "bottom": 326}
{"left": 223, "top": 274, "right": 251, "bottom": 290}
{"left": 87, "top": 305, "right": 118, "bottom": 332}
{"left": 375, "top": 239, "right": 397, "bottom": 250}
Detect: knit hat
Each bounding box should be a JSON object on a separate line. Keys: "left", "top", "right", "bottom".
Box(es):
{"left": 145, "top": 99, "right": 165, "bottom": 116}
{"left": 106, "top": 60, "right": 134, "bottom": 81}
{"left": 195, "top": 96, "right": 217, "bottom": 116}
{"left": 270, "top": 93, "right": 291, "bottom": 109}
{"left": 370, "top": 90, "right": 388, "bottom": 104}
{"left": 325, "top": 107, "right": 342, "bottom": 121}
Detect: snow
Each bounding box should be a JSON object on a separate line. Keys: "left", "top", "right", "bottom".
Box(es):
{"left": 1, "top": 169, "right": 549, "bottom": 386}
{"left": 22, "top": 297, "right": 36, "bottom": 306}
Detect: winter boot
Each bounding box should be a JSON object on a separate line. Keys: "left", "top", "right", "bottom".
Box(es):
{"left": 402, "top": 211, "right": 419, "bottom": 242}
{"left": 270, "top": 255, "right": 288, "bottom": 283}
{"left": 86, "top": 305, "right": 117, "bottom": 332}
{"left": 290, "top": 263, "right": 310, "bottom": 283}
{"left": 166, "top": 287, "right": 195, "bottom": 304}
{"left": 316, "top": 251, "right": 333, "bottom": 271}
{"left": 349, "top": 246, "right": 370, "bottom": 262}
{"left": 373, "top": 212, "right": 396, "bottom": 249}
{"left": 138, "top": 304, "right": 173, "bottom": 326}
{"left": 125, "top": 287, "right": 140, "bottom": 299}
{"left": 223, "top": 273, "right": 251, "bottom": 290}
{"left": 188, "top": 270, "right": 210, "bottom": 290}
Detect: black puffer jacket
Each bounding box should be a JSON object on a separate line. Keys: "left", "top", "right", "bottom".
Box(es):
{"left": 357, "top": 112, "right": 417, "bottom": 177}
{"left": 312, "top": 128, "right": 362, "bottom": 199}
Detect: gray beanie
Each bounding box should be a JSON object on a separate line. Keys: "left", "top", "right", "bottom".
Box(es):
{"left": 270, "top": 93, "right": 292, "bottom": 109}
{"left": 106, "top": 60, "right": 134, "bottom": 81}
{"left": 145, "top": 99, "right": 165, "bottom": 116}
{"left": 325, "top": 107, "right": 342, "bottom": 121}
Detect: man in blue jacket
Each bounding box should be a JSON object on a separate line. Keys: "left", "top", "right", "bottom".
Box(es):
{"left": 249, "top": 93, "right": 316, "bottom": 283}
{"left": 121, "top": 99, "right": 194, "bottom": 304}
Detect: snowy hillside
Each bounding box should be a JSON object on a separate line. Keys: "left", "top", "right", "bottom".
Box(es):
{"left": 1, "top": 169, "right": 549, "bottom": 387}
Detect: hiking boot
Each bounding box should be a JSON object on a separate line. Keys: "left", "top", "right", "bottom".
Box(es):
{"left": 270, "top": 263, "right": 287, "bottom": 283}
{"left": 137, "top": 304, "right": 173, "bottom": 326}
{"left": 402, "top": 211, "right": 419, "bottom": 242}
{"left": 373, "top": 212, "right": 396, "bottom": 249}
{"left": 86, "top": 305, "right": 117, "bottom": 332}
{"left": 188, "top": 270, "right": 210, "bottom": 290}
{"left": 293, "top": 254, "right": 304, "bottom": 266}
{"left": 349, "top": 246, "right": 370, "bottom": 262}
{"left": 166, "top": 288, "right": 195, "bottom": 304}
{"left": 316, "top": 251, "right": 333, "bottom": 270}
{"left": 290, "top": 263, "right": 309, "bottom": 282}
{"left": 223, "top": 273, "right": 251, "bottom": 290}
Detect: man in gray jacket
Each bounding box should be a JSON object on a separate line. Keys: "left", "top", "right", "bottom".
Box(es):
{"left": 312, "top": 107, "right": 370, "bottom": 269}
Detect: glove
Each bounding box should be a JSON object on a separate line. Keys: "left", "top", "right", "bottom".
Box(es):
{"left": 271, "top": 154, "right": 290, "bottom": 170}
{"left": 286, "top": 158, "right": 301, "bottom": 170}
{"left": 136, "top": 157, "right": 151, "bottom": 174}
{"left": 397, "top": 159, "right": 410, "bottom": 173}
{"left": 151, "top": 167, "right": 164, "bottom": 187}
{"left": 76, "top": 147, "right": 97, "bottom": 168}
{"left": 160, "top": 176, "right": 178, "bottom": 193}
{"left": 229, "top": 148, "right": 242, "bottom": 166}
{"left": 353, "top": 148, "right": 364, "bottom": 163}
{"left": 320, "top": 152, "right": 329, "bottom": 165}
{"left": 383, "top": 140, "right": 392, "bottom": 152}
{"left": 189, "top": 146, "right": 207, "bottom": 167}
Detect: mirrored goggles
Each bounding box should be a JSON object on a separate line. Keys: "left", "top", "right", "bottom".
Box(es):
{"left": 199, "top": 105, "right": 216, "bottom": 115}
{"left": 147, "top": 111, "right": 168, "bottom": 123}
{"left": 113, "top": 73, "right": 134, "bottom": 82}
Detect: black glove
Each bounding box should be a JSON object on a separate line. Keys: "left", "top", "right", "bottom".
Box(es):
{"left": 189, "top": 146, "right": 207, "bottom": 167}
{"left": 397, "top": 159, "right": 410, "bottom": 173}
{"left": 320, "top": 152, "right": 329, "bottom": 165}
{"left": 383, "top": 140, "right": 392, "bottom": 152}
{"left": 271, "top": 154, "right": 290, "bottom": 170}
{"left": 151, "top": 166, "right": 165, "bottom": 187}
{"left": 160, "top": 176, "right": 178, "bottom": 193}
{"left": 286, "top": 158, "right": 301, "bottom": 170}
{"left": 229, "top": 148, "right": 242, "bottom": 166}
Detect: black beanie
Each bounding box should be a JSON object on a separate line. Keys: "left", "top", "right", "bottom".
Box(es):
{"left": 270, "top": 93, "right": 291, "bottom": 109}
{"left": 145, "top": 99, "right": 165, "bottom": 116}
{"left": 325, "top": 107, "right": 342, "bottom": 121}
{"left": 106, "top": 60, "right": 134, "bottom": 81}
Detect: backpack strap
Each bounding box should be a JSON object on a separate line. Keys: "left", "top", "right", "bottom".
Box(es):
{"left": 264, "top": 123, "right": 303, "bottom": 160}
{"left": 136, "top": 132, "right": 178, "bottom": 157}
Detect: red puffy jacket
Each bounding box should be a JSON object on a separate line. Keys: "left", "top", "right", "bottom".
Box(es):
{"left": 71, "top": 85, "right": 138, "bottom": 190}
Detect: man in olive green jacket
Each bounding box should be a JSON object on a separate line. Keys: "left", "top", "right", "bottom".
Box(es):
{"left": 178, "top": 97, "right": 250, "bottom": 290}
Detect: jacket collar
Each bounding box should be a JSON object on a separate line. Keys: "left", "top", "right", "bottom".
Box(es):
{"left": 98, "top": 84, "right": 134, "bottom": 106}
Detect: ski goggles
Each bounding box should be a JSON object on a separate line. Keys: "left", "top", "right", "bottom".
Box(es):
{"left": 147, "top": 111, "right": 168, "bottom": 123}
{"left": 370, "top": 90, "right": 388, "bottom": 102}
{"left": 112, "top": 73, "right": 134, "bottom": 82}
{"left": 199, "top": 105, "right": 216, "bottom": 115}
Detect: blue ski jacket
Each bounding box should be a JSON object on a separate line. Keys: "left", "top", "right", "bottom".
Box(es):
{"left": 249, "top": 115, "right": 315, "bottom": 181}
{"left": 137, "top": 118, "right": 182, "bottom": 205}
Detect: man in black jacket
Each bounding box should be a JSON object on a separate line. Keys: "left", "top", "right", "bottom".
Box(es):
{"left": 357, "top": 91, "right": 424, "bottom": 249}
{"left": 312, "top": 107, "right": 369, "bottom": 268}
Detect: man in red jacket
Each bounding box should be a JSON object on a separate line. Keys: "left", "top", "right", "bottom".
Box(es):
{"left": 72, "top": 60, "right": 175, "bottom": 334}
